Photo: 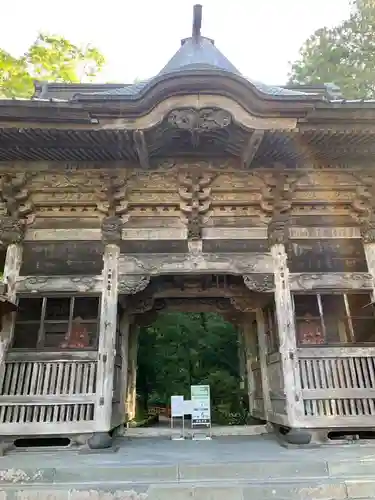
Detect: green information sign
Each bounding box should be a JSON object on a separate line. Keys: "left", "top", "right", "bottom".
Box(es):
{"left": 191, "top": 385, "right": 211, "bottom": 426}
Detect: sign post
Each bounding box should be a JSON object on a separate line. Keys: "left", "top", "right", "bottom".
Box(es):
{"left": 170, "top": 395, "right": 185, "bottom": 440}
{"left": 190, "top": 385, "right": 212, "bottom": 440}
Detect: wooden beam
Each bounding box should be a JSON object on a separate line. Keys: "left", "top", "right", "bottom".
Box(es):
{"left": 133, "top": 129, "right": 150, "bottom": 169}
{"left": 241, "top": 130, "right": 265, "bottom": 169}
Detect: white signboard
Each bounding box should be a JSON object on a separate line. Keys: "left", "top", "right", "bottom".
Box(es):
{"left": 191, "top": 385, "right": 211, "bottom": 426}
{"left": 184, "top": 399, "right": 193, "bottom": 415}
{"left": 171, "top": 395, "right": 185, "bottom": 417}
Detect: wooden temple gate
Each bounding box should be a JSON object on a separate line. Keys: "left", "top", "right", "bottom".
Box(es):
{"left": 0, "top": 5, "right": 375, "bottom": 449}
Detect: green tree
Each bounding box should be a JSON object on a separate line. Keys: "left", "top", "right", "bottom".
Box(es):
{"left": 137, "top": 312, "right": 247, "bottom": 423}
{"left": 288, "top": 0, "right": 375, "bottom": 99}
{"left": 0, "top": 33, "right": 105, "bottom": 98}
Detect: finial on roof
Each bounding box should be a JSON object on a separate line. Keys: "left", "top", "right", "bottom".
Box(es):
{"left": 192, "top": 4, "right": 202, "bottom": 40}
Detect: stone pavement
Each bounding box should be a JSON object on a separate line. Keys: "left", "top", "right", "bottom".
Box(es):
{"left": 1, "top": 435, "right": 375, "bottom": 498}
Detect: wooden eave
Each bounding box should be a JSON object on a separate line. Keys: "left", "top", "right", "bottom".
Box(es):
{"left": 72, "top": 70, "right": 322, "bottom": 119}
{"left": 299, "top": 102, "right": 375, "bottom": 131}
{"left": 0, "top": 100, "right": 93, "bottom": 125}
{"left": 0, "top": 123, "right": 375, "bottom": 164}
{"left": 2, "top": 82, "right": 375, "bottom": 129}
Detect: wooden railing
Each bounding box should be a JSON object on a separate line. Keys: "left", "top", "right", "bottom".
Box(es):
{"left": 0, "top": 351, "right": 98, "bottom": 434}
{"left": 298, "top": 346, "right": 375, "bottom": 427}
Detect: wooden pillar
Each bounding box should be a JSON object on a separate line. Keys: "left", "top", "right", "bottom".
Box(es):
{"left": 255, "top": 308, "right": 272, "bottom": 418}
{"left": 126, "top": 323, "right": 139, "bottom": 421}
{"left": 268, "top": 219, "right": 304, "bottom": 427}
{"left": 95, "top": 242, "right": 120, "bottom": 433}
{"left": 361, "top": 225, "right": 375, "bottom": 302}
{"left": 0, "top": 240, "right": 23, "bottom": 370}
{"left": 119, "top": 312, "right": 130, "bottom": 423}
{"left": 238, "top": 327, "right": 246, "bottom": 390}
{"left": 242, "top": 314, "right": 257, "bottom": 416}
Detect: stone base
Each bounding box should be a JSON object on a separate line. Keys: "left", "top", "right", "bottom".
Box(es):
{"left": 87, "top": 432, "right": 113, "bottom": 450}
{"left": 273, "top": 425, "right": 312, "bottom": 447}
{"left": 273, "top": 424, "right": 375, "bottom": 448}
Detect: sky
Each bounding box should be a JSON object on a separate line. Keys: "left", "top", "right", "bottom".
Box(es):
{"left": 1, "top": 0, "right": 351, "bottom": 86}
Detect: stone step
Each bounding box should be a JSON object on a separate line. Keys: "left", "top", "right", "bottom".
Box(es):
{"left": 0, "top": 461, "right": 329, "bottom": 484}
{"left": 3, "top": 456, "right": 375, "bottom": 485}
{"left": 0, "top": 478, "right": 372, "bottom": 499}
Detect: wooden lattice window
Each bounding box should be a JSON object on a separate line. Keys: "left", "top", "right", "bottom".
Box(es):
{"left": 12, "top": 296, "right": 100, "bottom": 350}
{"left": 293, "top": 293, "right": 375, "bottom": 346}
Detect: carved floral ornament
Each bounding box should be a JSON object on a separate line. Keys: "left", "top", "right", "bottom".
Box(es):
{"left": 118, "top": 275, "right": 150, "bottom": 295}
{"left": 0, "top": 216, "right": 25, "bottom": 246}
{"left": 168, "top": 107, "right": 232, "bottom": 132}
{"left": 243, "top": 274, "right": 275, "bottom": 293}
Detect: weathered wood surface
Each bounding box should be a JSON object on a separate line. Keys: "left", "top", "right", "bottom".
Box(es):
{"left": 202, "top": 227, "right": 268, "bottom": 239}
{"left": 21, "top": 242, "right": 103, "bottom": 275}
{"left": 0, "top": 244, "right": 22, "bottom": 379}
{"left": 122, "top": 227, "right": 187, "bottom": 240}
{"left": 95, "top": 244, "right": 119, "bottom": 432}
{"left": 298, "top": 346, "right": 375, "bottom": 425}
{"left": 7, "top": 350, "right": 97, "bottom": 361}
{"left": 289, "top": 272, "right": 373, "bottom": 290}
{"left": 242, "top": 319, "right": 257, "bottom": 417}
{"left": 25, "top": 228, "right": 102, "bottom": 241}
{"left": 363, "top": 241, "right": 375, "bottom": 302}
{"left": 298, "top": 346, "right": 375, "bottom": 358}
{"left": 126, "top": 324, "right": 138, "bottom": 422}
{"left": 271, "top": 243, "right": 304, "bottom": 426}
{"left": 119, "top": 240, "right": 188, "bottom": 254}
{"left": 288, "top": 239, "right": 368, "bottom": 273}
{"left": 119, "top": 252, "right": 274, "bottom": 275}
{"left": 255, "top": 308, "right": 272, "bottom": 417}
{"left": 16, "top": 275, "right": 103, "bottom": 293}
{"left": 289, "top": 227, "right": 360, "bottom": 239}
{"left": 119, "top": 314, "right": 130, "bottom": 422}
{"left": 13, "top": 271, "right": 374, "bottom": 294}
{"left": 202, "top": 239, "right": 270, "bottom": 254}
{"left": 0, "top": 356, "right": 98, "bottom": 435}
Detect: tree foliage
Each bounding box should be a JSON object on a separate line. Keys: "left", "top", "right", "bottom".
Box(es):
{"left": 137, "top": 312, "right": 249, "bottom": 425}
{"left": 288, "top": 0, "right": 375, "bottom": 99}
{"left": 0, "top": 33, "right": 105, "bottom": 98}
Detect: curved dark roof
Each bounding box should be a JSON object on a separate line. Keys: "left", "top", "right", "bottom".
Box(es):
{"left": 72, "top": 5, "right": 317, "bottom": 101}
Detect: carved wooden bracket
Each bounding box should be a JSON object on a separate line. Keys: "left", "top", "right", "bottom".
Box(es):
{"left": 243, "top": 273, "right": 274, "bottom": 292}
{"left": 118, "top": 275, "right": 150, "bottom": 295}
{"left": 101, "top": 216, "right": 123, "bottom": 244}
{"left": 351, "top": 181, "right": 375, "bottom": 243}
{"left": 179, "top": 167, "right": 216, "bottom": 240}
{"left": 0, "top": 173, "right": 34, "bottom": 220}
{"left": 96, "top": 173, "right": 132, "bottom": 222}
{"left": 0, "top": 173, "right": 35, "bottom": 244}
